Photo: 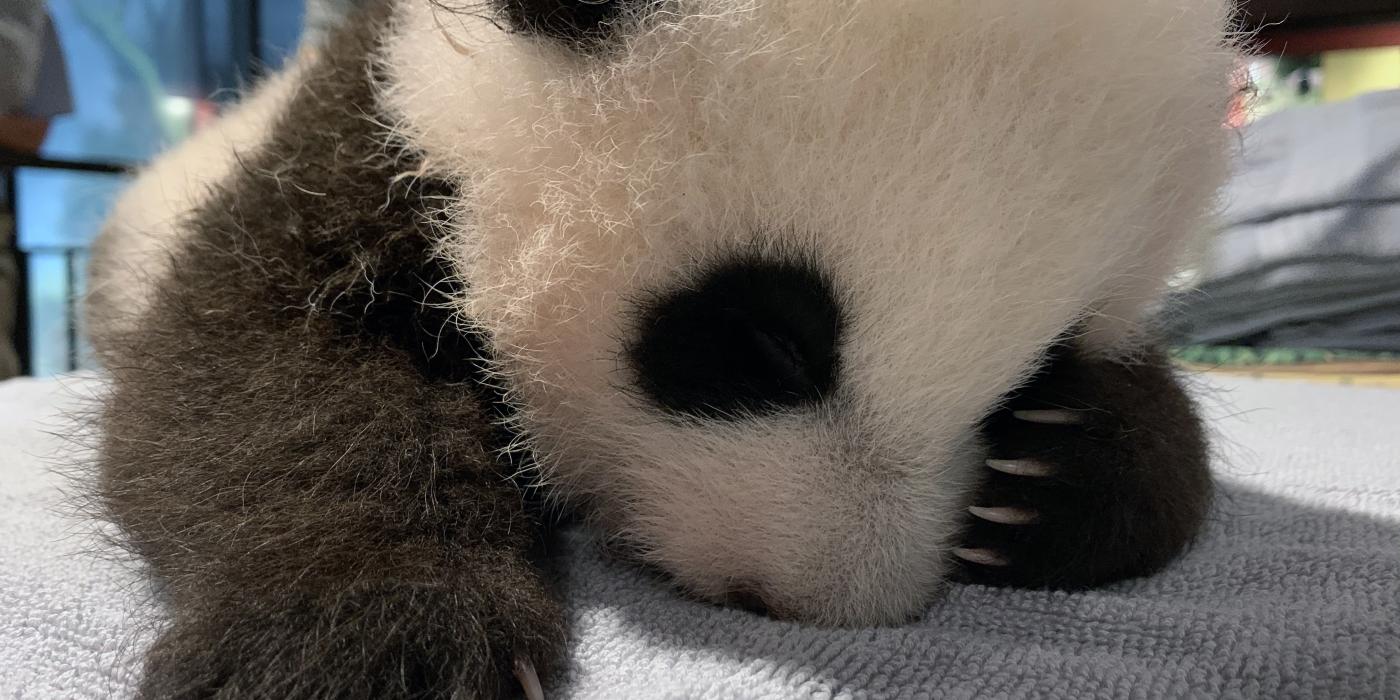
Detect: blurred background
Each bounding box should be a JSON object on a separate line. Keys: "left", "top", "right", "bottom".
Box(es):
{"left": 1, "top": 0, "right": 1399, "bottom": 384}
{"left": 1, "top": 0, "right": 335, "bottom": 377}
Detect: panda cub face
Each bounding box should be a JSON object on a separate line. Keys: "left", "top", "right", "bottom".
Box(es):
{"left": 384, "top": 0, "right": 1231, "bottom": 625}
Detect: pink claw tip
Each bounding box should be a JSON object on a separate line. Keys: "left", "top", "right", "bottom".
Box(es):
{"left": 953, "top": 547, "right": 1011, "bottom": 567}
{"left": 968, "top": 505, "right": 1039, "bottom": 525}
{"left": 1013, "top": 409, "right": 1084, "bottom": 425}
{"left": 986, "top": 458, "right": 1054, "bottom": 477}
{"left": 514, "top": 656, "right": 545, "bottom": 700}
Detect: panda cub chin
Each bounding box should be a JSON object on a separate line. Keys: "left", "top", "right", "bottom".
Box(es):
{"left": 86, "top": 0, "right": 1233, "bottom": 697}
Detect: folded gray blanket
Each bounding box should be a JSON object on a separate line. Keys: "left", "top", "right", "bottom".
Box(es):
{"left": 1175, "top": 89, "right": 1400, "bottom": 350}
{"left": 1219, "top": 89, "right": 1400, "bottom": 234}
{"left": 3, "top": 374, "right": 1398, "bottom": 699}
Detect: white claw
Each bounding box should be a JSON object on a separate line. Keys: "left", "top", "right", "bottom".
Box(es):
{"left": 969, "top": 505, "right": 1040, "bottom": 525}
{"left": 514, "top": 656, "right": 545, "bottom": 700}
{"left": 953, "top": 547, "right": 1011, "bottom": 567}
{"left": 986, "top": 458, "right": 1054, "bottom": 477}
{"left": 1013, "top": 409, "right": 1083, "bottom": 425}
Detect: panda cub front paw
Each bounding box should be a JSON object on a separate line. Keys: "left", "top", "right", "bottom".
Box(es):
{"left": 954, "top": 404, "right": 1104, "bottom": 586}
{"left": 954, "top": 345, "right": 1213, "bottom": 590}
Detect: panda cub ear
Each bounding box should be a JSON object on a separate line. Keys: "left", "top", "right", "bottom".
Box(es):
{"left": 495, "top": 0, "right": 637, "bottom": 44}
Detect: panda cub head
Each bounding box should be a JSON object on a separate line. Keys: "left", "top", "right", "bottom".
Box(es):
{"left": 382, "top": 0, "right": 1233, "bottom": 625}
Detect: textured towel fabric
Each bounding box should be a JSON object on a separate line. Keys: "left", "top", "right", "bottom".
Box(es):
{"left": 2, "top": 374, "right": 1398, "bottom": 699}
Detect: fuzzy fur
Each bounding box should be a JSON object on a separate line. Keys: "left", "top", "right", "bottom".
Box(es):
{"left": 383, "top": 0, "right": 1234, "bottom": 624}
{"left": 91, "top": 7, "right": 561, "bottom": 698}
{"left": 962, "top": 341, "right": 1213, "bottom": 589}
{"left": 86, "top": 0, "right": 1235, "bottom": 696}
{"left": 85, "top": 55, "right": 313, "bottom": 350}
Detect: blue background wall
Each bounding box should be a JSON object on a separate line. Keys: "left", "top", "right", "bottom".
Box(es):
{"left": 17, "top": 0, "right": 307, "bottom": 374}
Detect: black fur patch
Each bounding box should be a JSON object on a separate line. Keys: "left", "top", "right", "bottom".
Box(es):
{"left": 92, "top": 3, "right": 564, "bottom": 698}
{"left": 495, "top": 0, "right": 635, "bottom": 45}
{"left": 628, "top": 257, "right": 843, "bottom": 419}
{"left": 958, "top": 344, "right": 1214, "bottom": 589}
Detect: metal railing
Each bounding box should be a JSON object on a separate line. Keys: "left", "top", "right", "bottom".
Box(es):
{"left": 2, "top": 147, "right": 131, "bottom": 375}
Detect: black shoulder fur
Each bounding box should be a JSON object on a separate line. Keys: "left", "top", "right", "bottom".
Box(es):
{"left": 92, "top": 5, "right": 563, "bottom": 698}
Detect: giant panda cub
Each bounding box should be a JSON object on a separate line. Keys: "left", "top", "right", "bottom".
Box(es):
{"left": 86, "top": 0, "right": 1233, "bottom": 697}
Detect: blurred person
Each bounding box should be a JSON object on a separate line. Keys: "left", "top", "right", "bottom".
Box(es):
{"left": 1, "top": 0, "right": 69, "bottom": 152}
{"left": 1, "top": 0, "right": 71, "bottom": 379}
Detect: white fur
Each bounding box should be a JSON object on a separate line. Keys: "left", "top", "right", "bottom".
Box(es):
{"left": 381, "top": 0, "right": 1235, "bottom": 625}
{"left": 95, "top": 0, "right": 1236, "bottom": 627}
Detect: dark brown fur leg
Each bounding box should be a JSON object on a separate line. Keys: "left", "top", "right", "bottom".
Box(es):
{"left": 99, "top": 329, "right": 564, "bottom": 699}
{"left": 140, "top": 575, "right": 558, "bottom": 699}
{"left": 957, "top": 344, "right": 1213, "bottom": 589}
{"left": 93, "top": 6, "right": 563, "bottom": 697}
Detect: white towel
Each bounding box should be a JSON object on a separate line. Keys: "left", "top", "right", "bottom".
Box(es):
{"left": 2, "top": 374, "right": 1398, "bottom": 699}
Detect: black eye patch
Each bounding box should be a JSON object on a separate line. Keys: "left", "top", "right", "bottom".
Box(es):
{"left": 497, "top": 0, "right": 631, "bottom": 44}
{"left": 629, "top": 257, "right": 844, "bottom": 419}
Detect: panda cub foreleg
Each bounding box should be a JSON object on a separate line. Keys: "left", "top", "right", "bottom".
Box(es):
{"left": 955, "top": 344, "right": 1213, "bottom": 589}
{"left": 91, "top": 10, "right": 565, "bottom": 697}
